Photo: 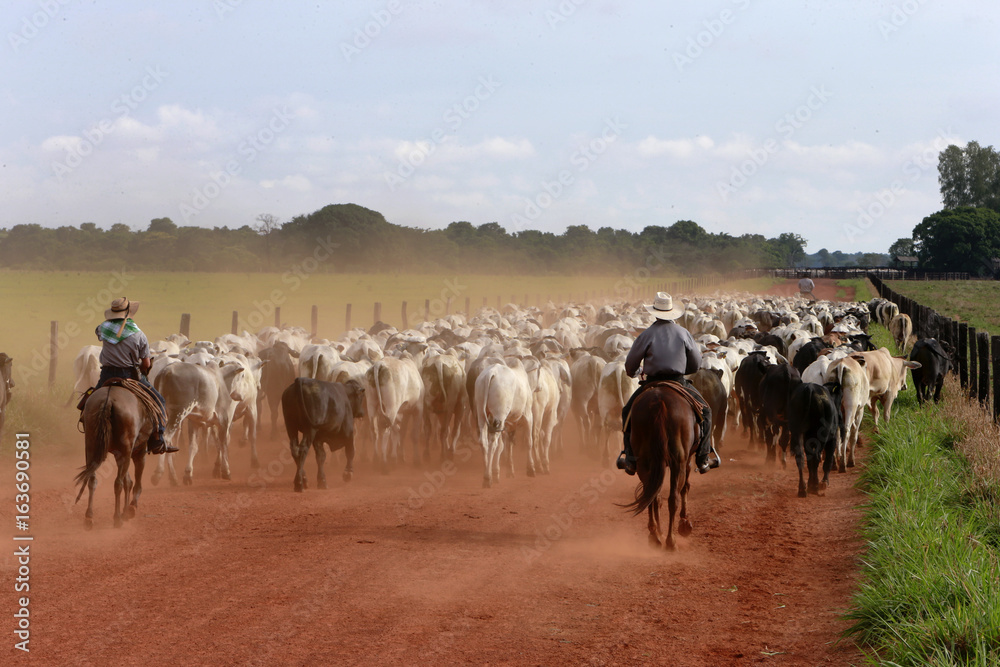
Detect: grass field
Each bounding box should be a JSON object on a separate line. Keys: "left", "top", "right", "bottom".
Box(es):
{"left": 0, "top": 269, "right": 776, "bottom": 394}
{"left": 888, "top": 280, "right": 1000, "bottom": 336}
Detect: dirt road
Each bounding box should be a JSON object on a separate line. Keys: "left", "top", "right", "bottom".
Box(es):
{"left": 4, "top": 279, "right": 867, "bottom": 666}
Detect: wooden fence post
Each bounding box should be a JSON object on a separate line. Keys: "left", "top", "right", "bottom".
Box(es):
{"left": 401, "top": 301, "right": 408, "bottom": 328}
{"left": 311, "top": 305, "right": 318, "bottom": 338}
{"left": 48, "top": 321, "right": 58, "bottom": 388}
{"left": 373, "top": 302, "right": 381, "bottom": 325}
{"left": 345, "top": 303, "right": 352, "bottom": 332}
{"left": 968, "top": 326, "right": 978, "bottom": 400}
{"left": 274, "top": 307, "right": 281, "bottom": 328}
{"left": 425, "top": 299, "right": 431, "bottom": 321}
{"left": 231, "top": 311, "right": 239, "bottom": 335}
{"left": 992, "top": 336, "right": 1000, "bottom": 422}
{"left": 979, "top": 332, "right": 990, "bottom": 408}
{"left": 959, "top": 323, "right": 968, "bottom": 389}
{"left": 465, "top": 296, "right": 470, "bottom": 315}
{"left": 180, "top": 313, "right": 191, "bottom": 339}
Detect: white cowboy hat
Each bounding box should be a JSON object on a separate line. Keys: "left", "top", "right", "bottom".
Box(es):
{"left": 104, "top": 296, "right": 140, "bottom": 320}
{"left": 644, "top": 292, "right": 683, "bottom": 321}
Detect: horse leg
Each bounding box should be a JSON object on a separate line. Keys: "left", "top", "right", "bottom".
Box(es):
{"left": 677, "top": 463, "right": 693, "bottom": 537}
{"left": 129, "top": 450, "right": 144, "bottom": 519}
{"left": 647, "top": 500, "right": 662, "bottom": 548}
{"left": 85, "top": 474, "right": 97, "bottom": 530}
{"left": 664, "top": 468, "right": 678, "bottom": 551}
{"left": 113, "top": 456, "right": 127, "bottom": 528}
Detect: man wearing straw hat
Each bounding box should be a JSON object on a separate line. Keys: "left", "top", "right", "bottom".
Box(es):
{"left": 616, "top": 292, "right": 718, "bottom": 476}
{"left": 94, "top": 297, "right": 178, "bottom": 455}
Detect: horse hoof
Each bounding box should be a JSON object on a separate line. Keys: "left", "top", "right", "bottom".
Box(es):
{"left": 342, "top": 472, "right": 353, "bottom": 483}
{"left": 798, "top": 488, "right": 808, "bottom": 498}
{"left": 678, "top": 518, "right": 693, "bottom": 537}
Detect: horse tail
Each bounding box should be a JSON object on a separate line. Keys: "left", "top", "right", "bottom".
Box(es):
{"left": 74, "top": 396, "right": 113, "bottom": 503}
{"left": 621, "top": 392, "right": 668, "bottom": 517}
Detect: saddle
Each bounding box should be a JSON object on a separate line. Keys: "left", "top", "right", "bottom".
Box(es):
{"left": 77, "top": 378, "right": 166, "bottom": 434}
{"left": 622, "top": 380, "right": 704, "bottom": 434}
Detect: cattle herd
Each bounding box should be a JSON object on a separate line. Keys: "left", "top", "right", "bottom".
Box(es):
{"left": 66, "top": 291, "right": 953, "bottom": 509}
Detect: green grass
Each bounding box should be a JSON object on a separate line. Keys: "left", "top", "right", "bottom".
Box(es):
{"left": 838, "top": 278, "right": 876, "bottom": 302}
{"left": 845, "top": 405, "right": 1000, "bottom": 665}
{"left": 887, "top": 280, "right": 1000, "bottom": 336}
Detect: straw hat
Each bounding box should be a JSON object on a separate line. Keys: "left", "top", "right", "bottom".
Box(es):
{"left": 105, "top": 297, "right": 140, "bottom": 320}
{"left": 644, "top": 292, "right": 683, "bottom": 320}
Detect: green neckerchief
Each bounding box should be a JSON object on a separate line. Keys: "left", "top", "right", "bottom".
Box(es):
{"left": 96, "top": 318, "right": 141, "bottom": 344}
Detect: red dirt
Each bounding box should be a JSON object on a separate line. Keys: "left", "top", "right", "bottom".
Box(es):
{"left": 4, "top": 280, "right": 868, "bottom": 666}
{"left": 763, "top": 278, "right": 855, "bottom": 303}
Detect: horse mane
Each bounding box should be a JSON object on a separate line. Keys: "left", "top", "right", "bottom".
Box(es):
{"left": 75, "top": 393, "right": 114, "bottom": 503}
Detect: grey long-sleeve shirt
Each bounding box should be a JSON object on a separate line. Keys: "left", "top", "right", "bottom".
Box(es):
{"left": 624, "top": 319, "right": 701, "bottom": 379}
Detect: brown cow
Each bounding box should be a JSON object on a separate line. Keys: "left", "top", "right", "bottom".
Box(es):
{"left": 860, "top": 347, "right": 920, "bottom": 432}
{"left": 888, "top": 313, "right": 913, "bottom": 354}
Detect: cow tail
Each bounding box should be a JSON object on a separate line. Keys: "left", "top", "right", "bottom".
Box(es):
{"left": 436, "top": 358, "right": 445, "bottom": 408}
{"left": 484, "top": 372, "right": 502, "bottom": 433}
{"left": 374, "top": 362, "right": 387, "bottom": 420}
{"left": 75, "top": 399, "right": 113, "bottom": 503}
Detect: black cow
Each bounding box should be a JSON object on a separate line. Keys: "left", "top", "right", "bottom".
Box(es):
{"left": 848, "top": 333, "right": 876, "bottom": 352}
{"left": 258, "top": 341, "right": 300, "bottom": 437}
{"left": 735, "top": 351, "right": 771, "bottom": 446}
{"left": 0, "top": 353, "right": 13, "bottom": 436}
{"left": 909, "top": 338, "right": 954, "bottom": 405}
{"left": 281, "top": 377, "right": 365, "bottom": 492}
{"left": 788, "top": 382, "right": 842, "bottom": 497}
{"left": 689, "top": 368, "right": 728, "bottom": 454}
{"left": 753, "top": 332, "right": 787, "bottom": 357}
{"left": 758, "top": 363, "right": 802, "bottom": 466}
{"left": 792, "top": 337, "right": 826, "bottom": 376}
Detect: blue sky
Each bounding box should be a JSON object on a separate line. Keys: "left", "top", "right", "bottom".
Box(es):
{"left": 2, "top": 1, "right": 997, "bottom": 254}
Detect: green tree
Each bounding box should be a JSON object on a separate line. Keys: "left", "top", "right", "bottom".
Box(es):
{"left": 887, "top": 238, "right": 915, "bottom": 267}
{"left": 912, "top": 207, "right": 1000, "bottom": 275}
{"left": 938, "top": 141, "right": 1000, "bottom": 210}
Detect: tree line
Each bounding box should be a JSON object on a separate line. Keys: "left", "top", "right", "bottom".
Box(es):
{"left": 888, "top": 140, "right": 1000, "bottom": 276}
{"left": 0, "top": 204, "right": 814, "bottom": 275}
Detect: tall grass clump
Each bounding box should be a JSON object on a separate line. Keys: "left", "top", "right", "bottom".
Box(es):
{"left": 845, "top": 401, "right": 1000, "bottom": 665}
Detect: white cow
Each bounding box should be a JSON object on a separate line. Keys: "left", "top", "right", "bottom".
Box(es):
{"left": 570, "top": 351, "right": 606, "bottom": 456}
{"left": 299, "top": 343, "right": 340, "bottom": 381}
{"left": 420, "top": 351, "right": 466, "bottom": 462}
{"left": 824, "top": 354, "right": 870, "bottom": 472}
{"left": 366, "top": 356, "right": 424, "bottom": 471}
{"left": 69, "top": 345, "right": 102, "bottom": 405}
{"left": 152, "top": 362, "right": 245, "bottom": 486}
{"left": 475, "top": 360, "right": 533, "bottom": 488}
{"left": 597, "top": 360, "right": 639, "bottom": 467}
{"left": 525, "top": 359, "right": 560, "bottom": 476}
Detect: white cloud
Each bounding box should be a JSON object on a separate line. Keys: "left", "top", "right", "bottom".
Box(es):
{"left": 260, "top": 174, "right": 312, "bottom": 191}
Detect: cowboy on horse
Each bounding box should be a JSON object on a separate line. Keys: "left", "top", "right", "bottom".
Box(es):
{"left": 85, "top": 297, "right": 177, "bottom": 455}
{"left": 616, "top": 292, "right": 719, "bottom": 476}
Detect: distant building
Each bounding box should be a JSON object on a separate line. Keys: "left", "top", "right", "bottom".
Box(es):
{"left": 894, "top": 255, "right": 918, "bottom": 268}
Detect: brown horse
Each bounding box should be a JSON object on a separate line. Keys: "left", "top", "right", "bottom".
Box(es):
{"left": 75, "top": 385, "right": 154, "bottom": 529}
{"left": 621, "top": 384, "right": 700, "bottom": 551}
